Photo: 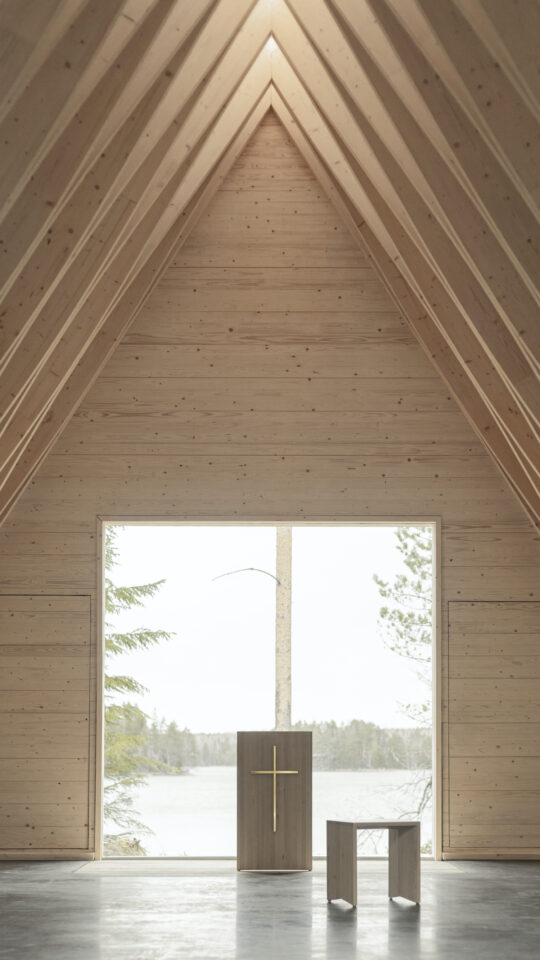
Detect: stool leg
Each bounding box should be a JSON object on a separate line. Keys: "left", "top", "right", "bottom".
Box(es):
{"left": 388, "top": 825, "right": 420, "bottom": 903}
{"left": 327, "top": 821, "right": 357, "bottom": 906}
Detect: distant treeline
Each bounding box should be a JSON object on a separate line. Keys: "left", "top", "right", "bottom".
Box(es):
{"left": 112, "top": 710, "right": 431, "bottom": 773}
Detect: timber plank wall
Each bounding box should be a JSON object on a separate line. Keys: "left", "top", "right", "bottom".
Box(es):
{"left": 0, "top": 113, "right": 539, "bottom": 859}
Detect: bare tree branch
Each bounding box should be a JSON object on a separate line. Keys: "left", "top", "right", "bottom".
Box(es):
{"left": 212, "top": 566, "right": 281, "bottom": 585}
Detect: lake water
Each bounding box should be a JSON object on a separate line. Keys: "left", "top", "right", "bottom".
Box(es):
{"left": 106, "top": 767, "right": 432, "bottom": 857}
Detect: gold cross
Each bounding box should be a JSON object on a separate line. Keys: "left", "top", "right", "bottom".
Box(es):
{"left": 251, "top": 744, "right": 299, "bottom": 833}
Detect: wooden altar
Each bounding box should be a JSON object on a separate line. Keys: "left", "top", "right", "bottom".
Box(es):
{"left": 237, "top": 731, "right": 312, "bottom": 871}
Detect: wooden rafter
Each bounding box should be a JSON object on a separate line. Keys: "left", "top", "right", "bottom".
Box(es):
{"left": 0, "top": 88, "right": 272, "bottom": 527}
{"left": 272, "top": 1, "right": 539, "bottom": 525}
{"left": 296, "top": 0, "right": 540, "bottom": 368}
{"left": 357, "top": 0, "right": 540, "bottom": 292}
{"left": 271, "top": 88, "right": 540, "bottom": 527}
{"left": 0, "top": 12, "right": 271, "bottom": 457}
{"left": 0, "top": 55, "right": 271, "bottom": 508}
{"left": 0, "top": 0, "right": 127, "bottom": 215}
{"left": 0, "top": 0, "right": 538, "bottom": 529}
{"left": 0, "top": 0, "right": 87, "bottom": 118}
{"left": 0, "top": 0, "right": 253, "bottom": 302}
{"left": 269, "top": 52, "right": 539, "bottom": 521}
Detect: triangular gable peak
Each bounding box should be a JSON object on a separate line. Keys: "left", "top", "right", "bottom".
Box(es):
{"left": 0, "top": 0, "right": 537, "bottom": 527}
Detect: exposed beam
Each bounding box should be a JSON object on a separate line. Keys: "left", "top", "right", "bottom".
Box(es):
{"left": 318, "top": 101, "right": 539, "bottom": 468}
{"left": 0, "top": 0, "right": 537, "bottom": 537}
{"left": 415, "top": 0, "right": 540, "bottom": 200}
{"left": 0, "top": 0, "right": 131, "bottom": 215}
{"left": 0, "top": 0, "right": 87, "bottom": 119}
{"left": 270, "top": 63, "right": 539, "bottom": 520}
{"left": 292, "top": 0, "right": 540, "bottom": 368}
{"left": 359, "top": 0, "right": 540, "bottom": 293}
{"left": 300, "top": 40, "right": 537, "bottom": 427}
{"left": 0, "top": 90, "right": 272, "bottom": 526}
{"left": 0, "top": 15, "right": 270, "bottom": 438}
{"left": 361, "top": 230, "right": 540, "bottom": 529}
{"left": 270, "top": 25, "right": 539, "bottom": 443}
{"left": 271, "top": 87, "right": 540, "bottom": 528}
{"left": 0, "top": 0, "right": 219, "bottom": 300}
{"left": 0, "top": 62, "right": 271, "bottom": 499}
{"left": 274, "top": 4, "right": 431, "bottom": 255}
{"left": 270, "top": 89, "right": 376, "bottom": 249}
{"left": 270, "top": 48, "right": 401, "bottom": 259}
{"left": 452, "top": 0, "right": 540, "bottom": 114}
{"left": 103, "top": 5, "right": 271, "bottom": 267}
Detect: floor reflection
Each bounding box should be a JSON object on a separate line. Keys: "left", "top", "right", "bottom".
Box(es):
{"left": 235, "top": 871, "right": 313, "bottom": 960}
{"left": 325, "top": 901, "right": 360, "bottom": 958}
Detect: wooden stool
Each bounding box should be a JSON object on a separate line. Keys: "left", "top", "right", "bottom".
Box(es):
{"left": 326, "top": 820, "right": 421, "bottom": 906}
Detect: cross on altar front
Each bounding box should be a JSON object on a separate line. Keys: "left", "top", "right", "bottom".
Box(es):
{"left": 238, "top": 731, "right": 311, "bottom": 870}
{"left": 250, "top": 743, "right": 299, "bottom": 832}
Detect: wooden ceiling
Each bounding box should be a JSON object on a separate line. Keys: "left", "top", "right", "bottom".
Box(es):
{"left": 0, "top": 0, "right": 538, "bottom": 527}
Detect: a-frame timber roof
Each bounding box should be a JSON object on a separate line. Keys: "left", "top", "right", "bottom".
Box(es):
{"left": 0, "top": 0, "right": 538, "bottom": 527}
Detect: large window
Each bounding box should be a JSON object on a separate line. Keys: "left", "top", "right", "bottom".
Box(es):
{"left": 290, "top": 526, "right": 434, "bottom": 856}
{"left": 102, "top": 523, "right": 434, "bottom": 857}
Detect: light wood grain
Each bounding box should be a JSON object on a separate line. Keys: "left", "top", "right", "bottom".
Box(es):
{"left": 449, "top": 602, "right": 540, "bottom": 632}
{"left": 0, "top": 109, "right": 539, "bottom": 864}
{"left": 1, "top": 0, "right": 538, "bottom": 537}
{"left": 0, "top": 691, "right": 94, "bottom": 713}
{"left": 1, "top": 715, "right": 89, "bottom": 758}
{"left": 0, "top": 803, "right": 89, "bottom": 828}
{"left": 0, "top": 595, "right": 91, "bottom": 856}
{"left": 327, "top": 821, "right": 357, "bottom": 904}
{"left": 388, "top": 824, "right": 420, "bottom": 903}
{"left": 268, "top": 28, "right": 539, "bottom": 525}
{"left": 445, "top": 656, "right": 540, "bottom": 679}
{"left": 237, "top": 731, "right": 312, "bottom": 871}
{"left": 449, "top": 758, "right": 540, "bottom": 791}
{"left": 126, "top": 312, "right": 415, "bottom": 345}
{"left": 0, "top": 759, "right": 89, "bottom": 781}
{"left": 0, "top": 826, "right": 89, "bottom": 849}
{"left": 450, "top": 791, "right": 540, "bottom": 825}
{"left": 97, "top": 343, "right": 435, "bottom": 381}
{"left": 39, "top": 452, "right": 492, "bottom": 481}
{"left": 447, "top": 722, "right": 540, "bottom": 758}
{"left": 448, "top": 634, "right": 540, "bottom": 658}
{"left": 62, "top": 410, "right": 479, "bottom": 446}
{"left": 327, "top": 820, "right": 420, "bottom": 905}
{"left": 447, "top": 601, "right": 540, "bottom": 854}
{"left": 78, "top": 376, "right": 455, "bottom": 412}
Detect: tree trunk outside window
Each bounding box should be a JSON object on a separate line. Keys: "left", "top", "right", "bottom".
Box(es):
{"left": 275, "top": 525, "right": 292, "bottom": 730}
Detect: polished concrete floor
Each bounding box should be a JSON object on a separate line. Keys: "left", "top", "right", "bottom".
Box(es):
{"left": 1, "top": 859, "right": 539, "bottom": 959}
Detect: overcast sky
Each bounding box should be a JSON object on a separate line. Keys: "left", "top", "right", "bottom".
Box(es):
{"left": 106, "top": 524, "right": 432, "bottom": 733}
